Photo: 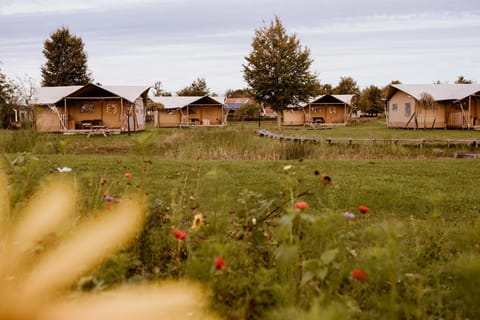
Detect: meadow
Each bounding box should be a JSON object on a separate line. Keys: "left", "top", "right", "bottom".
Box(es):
{"left": 1, "top": 119, "right": 480, "bottom": 319}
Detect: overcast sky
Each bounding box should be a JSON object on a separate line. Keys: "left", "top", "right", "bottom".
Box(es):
{"left": 1, "top": 0, "right": 479, "bottom": 94}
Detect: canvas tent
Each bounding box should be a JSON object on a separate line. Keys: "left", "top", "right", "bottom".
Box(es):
{"left": 283, "top": 94, "right": 354, "bottom": 126}
{"left": 386, "top": 84, "right": 480, "bottom": 129}
{"left": 33, "top": 83, "right": 150, "bottom": 133}
{"left": 150, "top": 96, "right": 227, "bottom": 127}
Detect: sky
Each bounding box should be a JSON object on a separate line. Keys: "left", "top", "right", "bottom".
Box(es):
{"left": 1, "top": 0, "right": 479, "bottom": 95}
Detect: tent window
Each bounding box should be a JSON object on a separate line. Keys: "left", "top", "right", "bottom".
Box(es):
{"left": 404, "top": 103, "right": 411, "bottom": 117}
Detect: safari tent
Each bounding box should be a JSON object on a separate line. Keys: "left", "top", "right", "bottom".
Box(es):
{"left": 150, "top": 96, "right": 227, "bottom": 127}
{"left": 33, "top": 83, "right": 150, "bottom": 133}
{"left": 386, "top": 84, "right": 480, "bottom": 129}
{"left": 283, "top": 94, "right": 354, "bottom": 126}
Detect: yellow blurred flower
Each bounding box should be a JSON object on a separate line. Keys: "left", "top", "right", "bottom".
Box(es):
{"left": 191, "top": 213, "right": 204, "bottom": 230}
{"left": 0, "top": 172, "right": 219, "bottom": 320}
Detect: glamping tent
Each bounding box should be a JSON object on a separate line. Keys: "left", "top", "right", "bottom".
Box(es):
{"left": 150, "top": 96, "right": 227, "bottom": 127}
{"left": 386, "top": 84, "right": 480, "bottom": 129}
{"left": 33, "top": 83, "right": 150, "bottom": 133}
{"left": 283, "top": 94, "right": 354, "bottom": 126}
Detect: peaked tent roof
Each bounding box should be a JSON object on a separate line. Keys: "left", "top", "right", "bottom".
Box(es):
{"left": 33, "top": 85, "right": 83, "bottom": 105}
{"left": 310, "top": 94, "right": 355, "bottom": 105}
{"left": 150, "top": 96, "right": 224, "bottom": 110}
{"left": 33, "top": 84, "right": 151, "bottom": 105}
{"left": 388, "top": 84, "right": 480, "bottom": 101}
{"left": 101, "top": 85, "right": 151, "bottom": 103}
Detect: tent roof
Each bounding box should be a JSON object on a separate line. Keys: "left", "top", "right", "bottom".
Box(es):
{"left": 33, "top": 84, "right": 150, "bottom": 104}
{"left": 388, "top": 84, "right": 480, "bottom": 101}
{"left": 32, "top": 86, "right": 83, "bottom": 105}
{"left": 150, "top": 96, "right": 224, "bottom": 109}
{"left": 310, "top": 94, "right": 355, "bottom": 105}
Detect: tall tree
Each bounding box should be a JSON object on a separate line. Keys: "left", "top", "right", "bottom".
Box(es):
{"left": 243, "top": 16, "right": 320, "bottom": 127}
{"left": 41, "top": 27, "right": 92, "bottom": 86}
{"left": 334, "top": 76, "right": 360, "bottom": 95}
{"left": 357, "top": 85, "right": 383, "bottom": 114}
{"left": 176, "top": 78, "right": 210, "bottom": 96}
{"left": 455, "top": 75, "right": 473, "bottom": 84}
{"left": 0, "top": 67, "right": 15, "bottom": 128}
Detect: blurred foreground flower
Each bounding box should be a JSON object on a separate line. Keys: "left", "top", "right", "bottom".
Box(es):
{"left": 174, "top": 228, "right": 188, "bottom": 240}
{"left": 0, "top": 172, "right": 219, "bottom": 320}
{"left": 213, "top": 256, "right": 226, "bottom": 270}
{"left": 358, "top": 205, "right": 370, "bottom": 214}
{"left": 351, "top": 269, "right": 369, "bottom": 281}
{"left": 294, "top": 201, "right": 308, "bottom": 210}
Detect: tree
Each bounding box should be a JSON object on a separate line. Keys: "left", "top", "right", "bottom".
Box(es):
{"left": 41, "top": 27, "right": 92, "bottom": 86}
{"left": 357, "top": 85, "right": 383, "bottom": 114}
{"left": 152, "top": 81, "right": 172, "bottom": 96}
{"left": 455, "top": 75, "right": 473, "bottom": 84}
{"left": 243, "top": 16, "right": 320, "bottom": 127}
{"left": 225, "top": 88, "right": 253, "bottom": 98}
{"left": 238, "top": 101, "right": 261, "bottom": 120}
{"left": 334, "top": 77, "right": 360, "bottom": 95}
{"left": 419, "top": 92, "right": 435, "bottom": 129}
{"left": 0, "top": 67, "right": 15, "bottom": 128}
{"left": 176, "top": 78, "right": 210, "bottom": 96}
{"left": 318, "top": 83, "right": 334, "bottom": 95}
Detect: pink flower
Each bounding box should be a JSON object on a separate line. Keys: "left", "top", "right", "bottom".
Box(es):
{"left": 351, "top": 269, "right": 369, "bottom": 281}
{"left": 125, "top": 172, "right": 132, "bottom": 179}
{"left": 294, "top": 201, "right": 308, "bottom": 210}
{"left": 173, "top": 228, "right": 187, "bottom": 240}
{"left": 343, "top": 211, "right": 355, "bottom": 219}
{"left": 358, "top": 205, "right": 370, "bottom": 214}
{"left": 213, "top": 256, "right": 226, "bottom": 270}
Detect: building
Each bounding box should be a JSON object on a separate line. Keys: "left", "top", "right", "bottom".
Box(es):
{"left": 150, "top": 96, "right": 227, "bottom": 127}
{"left": 283, "top": 94, "right": 354, "bottom": 126}
{"left": 33, "top": 83, "right": 150, "bottom": 133}
{"left": 386, "top": 84, "right": 480, "bottom": 129}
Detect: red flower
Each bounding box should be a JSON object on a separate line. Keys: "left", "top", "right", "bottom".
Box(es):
{"left": 213, "top": 256, "right": 226, "bottom": 270}
{"left": 173, "top": 228, "right": 187, "bottom": 240}
{"left": 294, "top": 201, "right": 308, "bottom": 210}
{"left": 351, "top": 269, "right": 369, "bottom": 281}
{"left": 125, "top": 172, "right": 132, "bottom": 179}
{"left": 358, "top": 205, "right": 369, "bottom": 214}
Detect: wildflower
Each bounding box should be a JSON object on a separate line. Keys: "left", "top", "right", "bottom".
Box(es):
{"left": 294, "top": 201, "right": 308, "bottom": 210}
{"left": 343, "top": 211, "right": 355, "bottom": 219}
{"left": 124, "top": 172, "right": 132, "bottom": 179}
{"left": 283, "top": 165, "right": 293, "bottom": 171}
{"left": 358, "top": 205, "right": 370, "bottom": 214}
{"left": 213, "top": 256, "right": 226, "bottom": 270}
{"left": 57, "top": 167, "right": 72, "bottom": 173}
{"left": 321, "top": 175, "right": 334, "bottom": 185}
{"left": 191, "top": 214, "right": 204, "bottom": 230}
{"left": 103, "top": 192, "right": 119, "bottom": 202}
{"left": 351, "top": 269, "right": 369, "bottom": 281}
{"left": 173, "top": 228, "right": 187, "bottom": 240}
{"left": 155, "top": 199, "right": 163, "bottom": 206}
{"left": 263, "top": 231, "right": 270, "bottom": 239}
{"left": 0, "top": 174, "right": 217, "bottom": 320}
{"left": 251, "top": 218, "right": 257, "bottom": 225}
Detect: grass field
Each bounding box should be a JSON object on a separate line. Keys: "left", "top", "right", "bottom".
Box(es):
{"left": 1, "top": 121, "right": 480, "bottom": 319}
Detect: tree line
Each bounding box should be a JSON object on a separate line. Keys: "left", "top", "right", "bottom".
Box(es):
{"left": 0, "top": 19, "right": 475, "bottom": 128}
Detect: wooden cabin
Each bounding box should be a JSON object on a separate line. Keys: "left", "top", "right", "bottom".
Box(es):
{"left": 283, "top": 94, "right": 354, "bottom": 126}
{"left": 151, "top": 96, "right": 227, "bottom": 127}
{"left": 386, "top": 84, "right": 480, "bottom": 129}
{"left": 33, "top": 84, "right": 150, "bottom": 133}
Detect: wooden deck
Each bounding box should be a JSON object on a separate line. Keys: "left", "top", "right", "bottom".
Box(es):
{"left": 256, "top": 128, "right": 480, "bottom": 148}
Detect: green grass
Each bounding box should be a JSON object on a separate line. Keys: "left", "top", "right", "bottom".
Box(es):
{"left": 2, "top": 122, "right": 480, "bottom": 319}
